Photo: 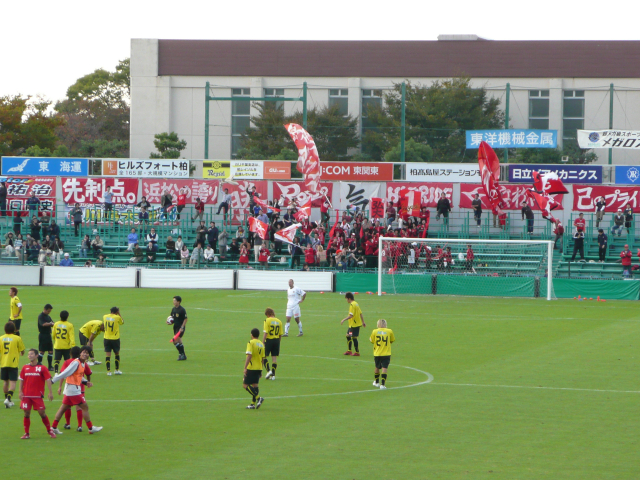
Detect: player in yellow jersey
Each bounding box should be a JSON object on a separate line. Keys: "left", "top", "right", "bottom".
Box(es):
{"left": 103, "top": 307, "right": 123, "bottom": 376}
{"left": 262, "top": 308, "right": 283, "bottom": 380}
{"left": 79, "top": 320, "right": 105, "bottom": 366}
{"left": 1, "top": 322, "right": 25, "bottom": 407}
{"left": 340, "top": 292, "right": 366, "bottom": 356}
{"left": 53, "top": 311, "right": 75, "bottom": 374}
{"left": 243, "top": 328, "right": 265, "bottom": 410}
{"left": 369, "top": 319, "right": 395, "bottom": 389}
{"left": 9, "top": 287, "right": 23, "bottom": 336}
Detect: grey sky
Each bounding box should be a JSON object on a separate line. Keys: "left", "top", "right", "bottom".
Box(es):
{"left": 3, "top": 0, "right": 638, "bottom": 104}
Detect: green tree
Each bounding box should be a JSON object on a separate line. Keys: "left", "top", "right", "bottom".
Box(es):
{"left": 150, "top": 132, "right": 187, "bottom": 159}
{"left": 0, "top": 95, "right": 62, "bottom": 156}
{"left": 384, "top": 138, "right": 433, "bottom": 162}
{"left": 55, "top": 58, "right": 130, "bottom": 157}
{"left": 363, "top": 78, "right": 505, "bottom": 162}
{"left": 237, "top": 103, "right": 359, "bottom": 162}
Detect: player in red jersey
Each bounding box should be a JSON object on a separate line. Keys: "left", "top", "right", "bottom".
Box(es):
{"left": 18, "top": 349, "right": 56, "bottom": 439}
{"left": 61, "top": 346, "right": 93, "bottom": 432}
{"left": 50, "top": 346, "right": 102, "bottom": 435}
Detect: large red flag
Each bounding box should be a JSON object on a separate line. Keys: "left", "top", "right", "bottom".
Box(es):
{"left": 369, "top": 197, "right": 386, "bottom": 220}
{"left": 285, "top": 123, "right": 321, "bottom": 193}
{"left": 274, "top": 223, "right": 301, "bottom": 245}
{"left": 254, "top": 196, "right": 280, "bottom": 213}
{"left": 248, "top": 216, "right": 269, "bottom": 240}
{"left": 478, "top": 141, "right": 504, "bottom": 215}
{"left": 526, "top": 189, "right": 559, "bottom": 223}
{"left": 293, "top": 199, "right": 312, "bottom": 222}
{"left": 532, "top": 171, "right": 569, "bottom": 195}
{"left": 329, "top": 210, "right": 340, "bottom": 238}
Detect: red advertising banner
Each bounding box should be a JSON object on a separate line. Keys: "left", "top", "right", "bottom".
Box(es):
{"left": 141, "top": 179, "right": 219, "bottom": 205}
{"left": 5, "top": 177, "right": 56, "bottom": 213}
{"left": 222, "top": 180, "right": 268, "bottom": 224}
{"left": 385, "top": 182, "right": 453, "bottom": 208}
{"left": 572, "top": 185, "right": 640, "bottom": 212}
{"left": 61, "top": 178, "right": 138, "bottom": 205}
{"left": 460, "top": 183, "right": 564, "bottom": 210}
{"left": 321, "top": 162, "right": 394, "bottom": 181}
{"left": 272, "top": 181, "right": 333, "bottom": 208}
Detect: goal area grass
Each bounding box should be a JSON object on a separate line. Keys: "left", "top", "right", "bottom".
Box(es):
{"left": 2, "top": 286, "right": 638, "bottom": 479}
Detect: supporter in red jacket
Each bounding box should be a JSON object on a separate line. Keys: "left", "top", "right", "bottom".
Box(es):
{"left": 258, "top": 245, "right": 270, "bottom": 268}
{"left": 553, "top": 220, "right": 565, "bottom": 250}
{"left": 620, "top": 244, "right": 633, "bottom": 276}
{"left": 573, "top": 213, "right": 586, "bottom": 233}
{"left": 304, "top": 245, "right": 317, "bottom": 267}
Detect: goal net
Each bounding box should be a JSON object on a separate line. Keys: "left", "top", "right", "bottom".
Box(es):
{"left": 378, "top": 237, "right": 555, "bottom": 300}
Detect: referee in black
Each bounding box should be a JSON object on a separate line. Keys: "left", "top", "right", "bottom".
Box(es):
{"left": 37, "top": 304, "right": 55, "bottom": 371}
{"left": 170, "top": 296, "right": 188, "bottom": 361}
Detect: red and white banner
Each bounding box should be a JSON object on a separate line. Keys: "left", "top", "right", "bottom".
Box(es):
{"left": 223, "top": 180, "right": 268, "bottom": 223}
{"left": 273, "top": 181, "right": 333, "bottom": 208}
{"left": 293, "top": 199, "right": 311, "bottom": 222}
{"left": 385, "top": 182, "right": 453, "bottom": 208}
{"left": 478, "top": 141, "right": 503, "bottom": 214}
{"left": 369, "top": 197, "right": 386, "bottom": 220}
{"left": 141, "top": 179, "right": 219, "bottom": 205}
{"left": 62, "top": 178, "right": 138, "bottom": 205}
{"left": 286, "top": 123, "right": 321, "bottom": 193}
{"left": 460, "top": 184, "right": 564, "bottom": 210}
{"left": 572, "top": 185, "right": 640, "bottom": 212}
{"left": 320, "top": 162, "right": 393, "bottom": 181}
{"left": 275, "top": 223, "right": 301, "bottom": 245}
{"left": 5, "top": 177, "right": 56, "bottom": 214}
{"left": 254, "top": 196, "right": 280, "bottom": 213}
{"left": 248, "top": 216, "right": 269, "bottom": 240}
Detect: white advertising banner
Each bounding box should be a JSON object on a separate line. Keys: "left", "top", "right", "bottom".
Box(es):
{"left": 43, "top": 266, "right": 136, "bottom": 288}
{"left": 231, "top": 161, "right": 263, "bottom": 179}
{"left": 102, "top": 159, "right": 190, "bottom": 178}
{"left": 237, "top": 270, "right": 332, "bottom": 292}
{"left": 140, "top": 269, "right": 234, "bottom": 289}
{"left": 0, "top": 266, "right": 41, "bottom": 286}
{"left": 406, "top": 163, "right": 481, "bottom": 183}
{"left": 338, "top": 181, "right": 382, "bottom": 211}
{"left": 578, "top": 130, "right": 640, "bottom": 149}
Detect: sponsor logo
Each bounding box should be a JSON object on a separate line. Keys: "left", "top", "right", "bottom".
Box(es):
{"left": 627, "top": 167, "right": 640, "bottom": 183}
{"left": 588, "top": 132, "right": 600, "bottom": 142}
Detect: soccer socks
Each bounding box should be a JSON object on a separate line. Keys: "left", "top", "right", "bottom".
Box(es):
{"left": 353, "top": 338, "right": 359, "bottom": 353}
{"left": 7, "top": 391, "right": 13, "bottom": 402}
{"left": 52, "top": 419, "right": 59, "bottom": 429}
{"left": 24, "top": 417, "right": 30, "bottom": 434}
{"left": 263, "top": 358, "right": 270, "bottom": 373}
{"left": 47, "top": 354, "right": 53, "bottom": 369}
{"left": 77, "top": 410, "right": 83, "bottom": 428}
{"left": 381, "top": 373, "right": 388, "bottom": 386}
{"left": 115, "top": 355, "right": 120, "bottom": 371}
{"left": 246, "top": 386, "right": 257, "bottom": 404}
{"left": 86, "top": 420, "right": 93, "bottom": 430}
{"left": 42, "top": 416, "right": 51, "bottom": 432}
{"left": 272, "top": 363, "right": 277, "bottom": 375}
{"left": 297, "top": 321, "right": 303, "bottom": 333}
{"left": 346, "top": 336, "right": 353, "bottom": 351}
{"left": 64, "top": 409, "right": 71, "bottom": 424}
{"left": 175, "top": 343, "right": 185, "bottom": 355}
{"left": 284, "top": 323, "right": 290, "bottom": 335}
{"left": 106, "top": 358, "right": 111, "bottom": 371}
{"left": 54, "top": 360, "right": 60, "bottom": 373}
{"left": 375, "top": 373, "right": 380, "bottom": 383}
{"left": 38, "top": 353, "right": 43, "bottom": 365}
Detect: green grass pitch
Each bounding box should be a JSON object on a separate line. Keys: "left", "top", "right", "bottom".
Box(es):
{"left": 1, "top": 286, "right": 638, "bottom": 479}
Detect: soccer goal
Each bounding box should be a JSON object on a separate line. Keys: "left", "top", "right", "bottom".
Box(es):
{"left": 377, "top": 237, "right": 555, "bottom": 300}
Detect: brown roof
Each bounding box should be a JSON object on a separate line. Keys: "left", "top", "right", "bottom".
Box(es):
{"left": 157, "top": 39, "right": 640, "bottom": 78}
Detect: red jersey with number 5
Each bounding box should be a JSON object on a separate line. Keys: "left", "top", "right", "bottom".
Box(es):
{"left": 19, "top": 364, "right": 51, "bottom": 398}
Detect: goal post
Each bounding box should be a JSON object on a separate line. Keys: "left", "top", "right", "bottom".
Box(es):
{"left": 378, "top": 237, "right": 554, "bottom": 300}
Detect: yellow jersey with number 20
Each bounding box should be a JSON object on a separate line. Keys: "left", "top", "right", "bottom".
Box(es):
{"left": 263, "top": 318, "right": 283, "bottom": 339}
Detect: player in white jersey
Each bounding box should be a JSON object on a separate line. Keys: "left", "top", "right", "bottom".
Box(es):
{"left": 284, "top": 279, "right": 306, "bottom": 337}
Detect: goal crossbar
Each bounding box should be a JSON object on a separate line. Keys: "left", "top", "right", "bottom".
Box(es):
{"left": 377, "top": 237, "right": 554, "bottom": 300}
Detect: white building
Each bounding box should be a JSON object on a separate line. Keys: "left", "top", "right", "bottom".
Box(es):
{"left": 130, "top": 37, "right": 640, "bottom": 164}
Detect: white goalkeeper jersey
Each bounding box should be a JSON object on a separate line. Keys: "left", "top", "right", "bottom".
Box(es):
{"left": 287, "top": 287, "right": 305, "bottom": 307}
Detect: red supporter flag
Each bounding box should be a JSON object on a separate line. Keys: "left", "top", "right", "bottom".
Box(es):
{"left": 275, "top": 223, "right": 301, "bottom": 245}
{"left": 285, "top": 123, "right": 321, "bottom": 193}
{"left": 532, "top": 171, "right": 569, "bottom": 195}
{"left": 526, "top": 189, "right": 559, "bottom": 223}
{"left": 248, "top": 216, "right": 269, "bottom": 240}
{"left": 293, "top": 199, "right": 312, "bottom": 222}
{"left": 478, "top": 141, "right": 504, "bottom": 215}
{"left": 370, "top": 197, "right": 386, "bottom": 220}
{"left": 329, "top": 210, "right": 340, "bottom": 238}
{"left": 254, "top": 196, "right": 280, "bottom": 213}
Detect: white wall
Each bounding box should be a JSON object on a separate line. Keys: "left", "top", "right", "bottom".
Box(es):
{"left": 237, "top": 270, "right": 332, "bottom": 291}
{"left": 0, "top": 266, "right": 41, "bottom": 286}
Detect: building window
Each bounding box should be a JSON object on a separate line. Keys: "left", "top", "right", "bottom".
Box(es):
{"left": 563, "top": 90, "right": 585, "bottom": 140}
{"left": 231, "top": 88, "right": 250, "bottom": 157}
{"left": 529, "top": 90, "right": 549, "bottom": 129}
{"left": 329, "top": 89, "right": 348, "bottom": 116}
{"left": 361, "top": 89, "right": 383, "bottom": 130}
{"left": 264, "top": 88, "right": 284, "bottom": 111}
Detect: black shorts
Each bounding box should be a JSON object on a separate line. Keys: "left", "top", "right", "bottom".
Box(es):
{"left": 54, "top": 349, "right": 70, "bottom": 361}
{"left": 243, "top": 369, "right": 261, "bottom": 385}
{"left": 374, "top": 355, "right": 391, "bottom": 370}
{"left": 79, "top": 332, "right": 89, "bottom": 346}
{"left": 0, "top": 367, "right": 18, "bottom": 382}
{"left": 104, "top": 339, "right": 121, "bottom": 353}
{"left": 173, "top": 324, "right": 185, "bottom": 338}
{"left": 347, "top": 327, "right": 360, "bottom": 338}
{"left": 39, "top": 333, "right": 53, "bottom": 352}
{"left": 10, "top": 319, "right": 21, "bottom": 332}
{"left": 265, "top": 338, "right": 280, "bottom": 357}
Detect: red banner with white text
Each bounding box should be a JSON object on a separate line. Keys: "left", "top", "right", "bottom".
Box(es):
{"left": 385, "top": 182, "right": 453, "bottom": 208}
{"left": 460, "top": 183, "right": 564, "bottom": 210}
{"left": 223, "top": 180, "right": 268, "bottom": 224}
{"left": 61, "top": 177, "right": 138, "bottom": 205}
{"left": 5, "top": 177, "right": 56, "bottom": 214}
{"left": 572, "top": 185, "right": 640, "bottom": 212}
{"left": 141, "top": 179, "right": 219, "bottom": 205}
{"left": 272, "top": 181, "right": 333, "bottom": 208}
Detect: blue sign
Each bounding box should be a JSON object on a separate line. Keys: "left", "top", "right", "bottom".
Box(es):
{"left": 466, "top": 130, "right": 558, "bottom": 149}
{"left": 508, "top": 164, "right": 602, "bottom": 184}
{"left": 1, "top": 157, "right": 88, "bottom": 177}
{"left": 615, "top": 166, "right": 640, "bottom": 184}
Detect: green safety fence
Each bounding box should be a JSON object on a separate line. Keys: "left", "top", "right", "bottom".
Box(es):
{"left": 336, "top": 273, "right": 640, "bottom": 300}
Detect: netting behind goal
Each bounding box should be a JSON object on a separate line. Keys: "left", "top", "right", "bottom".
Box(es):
{"left": 378, "top": 238, "right": 555, "bottom": 299}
